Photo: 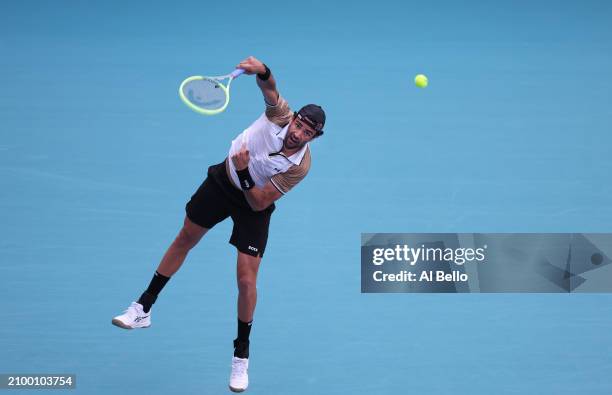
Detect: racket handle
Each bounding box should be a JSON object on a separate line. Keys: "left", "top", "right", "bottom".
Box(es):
{"left": 231, "top": 68, "right": 245, "bottom": 78}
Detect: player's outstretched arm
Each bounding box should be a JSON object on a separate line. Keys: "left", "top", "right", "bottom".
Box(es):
{"left": 236, "top": 56, "right": 279, "bottom": 106}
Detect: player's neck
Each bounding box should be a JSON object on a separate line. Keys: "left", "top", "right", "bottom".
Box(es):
{"left": 281, "top": 145, "right": 300, "bottom": 157}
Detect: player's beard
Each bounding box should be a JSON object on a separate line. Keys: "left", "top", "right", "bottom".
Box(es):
{"left": 284, "top": 132, "right": 301, "bottom": 150}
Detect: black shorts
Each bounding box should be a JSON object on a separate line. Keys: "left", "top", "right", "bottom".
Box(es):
{"left": 185, "top": 160, "right": 275, "bottom": 257}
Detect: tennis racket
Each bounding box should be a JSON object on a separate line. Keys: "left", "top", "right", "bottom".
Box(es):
{"left": 179, "top": 68, "right": 245, "bottom": 115}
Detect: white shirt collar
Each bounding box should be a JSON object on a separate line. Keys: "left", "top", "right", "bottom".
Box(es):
{"left": 275, "top": 124, "right": 309, "bottom": 166}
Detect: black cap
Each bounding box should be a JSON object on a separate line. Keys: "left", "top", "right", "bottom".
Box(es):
{"left": 296, "top": 104, "right": 326, "bottom": 135}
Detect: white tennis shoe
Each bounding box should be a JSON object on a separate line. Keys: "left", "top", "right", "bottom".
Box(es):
{"left": 111, "top": 302, "right": 151, "bottom": 329}
{"left": 229, "top": 357, "right": 249, "bottom": 392}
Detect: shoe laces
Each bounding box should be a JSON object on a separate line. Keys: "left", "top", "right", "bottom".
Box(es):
{"left": 123, "top": 303, "right": 142, "bottom": 319}
{"left": 231, "top": 359, "right": 247, "bottom": 377}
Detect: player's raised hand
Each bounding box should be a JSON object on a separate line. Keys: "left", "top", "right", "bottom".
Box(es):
{"left": 236, "top": 56, "right": 266, "bottom": 75}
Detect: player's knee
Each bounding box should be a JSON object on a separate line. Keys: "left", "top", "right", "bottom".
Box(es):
{"left": 174, "top": 227, "right": 200, "bottom": 251}
{"left": 237, "top": 274, "right": 256, "bottom": 293}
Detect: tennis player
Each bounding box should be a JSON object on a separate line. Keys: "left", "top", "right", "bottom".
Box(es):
{"left": 112, "top": 56, "right": 325, "bottom": 392}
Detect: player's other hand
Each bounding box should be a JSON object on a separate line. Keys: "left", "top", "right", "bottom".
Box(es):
{"left": 231, "top": 143, "right": 250, "bottom": 170}
{"left": 236, "top": 56, "right": 266, "bottom": 75}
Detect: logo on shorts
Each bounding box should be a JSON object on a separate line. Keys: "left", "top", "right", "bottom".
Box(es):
{"left": 248, "top": 246, "right": 258, "bottom": 252}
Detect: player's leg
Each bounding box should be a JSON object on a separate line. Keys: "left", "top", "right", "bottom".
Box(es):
{"left": 111, "top": 217, "right": 208, "bottom": 329}
{"left": 137, "top": 216, "right": 208, "bottom": 310}
{"left": 228, "top": 203, "right": 273, "bottom": 392}
{"left": 235, "top": 251, "right": 261, "bottom": 357}
{"left": 156, "top": 216, "right": 208, "bottom": 277}
{"left": 112, "top": 173, "right": 230, "bottom": 330}
{"left": 230, "top": 251, "right": 261, "bottom": 393}
{"left": 236, "top": 251, "right": 261, "bottom": 324}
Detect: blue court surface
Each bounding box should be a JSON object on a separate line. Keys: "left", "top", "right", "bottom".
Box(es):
{"left": 2, "top": 1, "right": 612, "bottom": 394}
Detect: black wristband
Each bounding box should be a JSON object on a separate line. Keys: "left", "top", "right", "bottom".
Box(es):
{"left": 236, "top": 168, "right": 255, "bottom": 190}
{"left": 257, "top": 64, "right": 271, "bottom": 81}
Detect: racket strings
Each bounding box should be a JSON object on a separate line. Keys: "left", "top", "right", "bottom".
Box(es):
{"left": 182, "top": 78, "right": 228, "bottom": 111}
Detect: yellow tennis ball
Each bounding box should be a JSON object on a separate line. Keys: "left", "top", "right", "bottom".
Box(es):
{"left": 415, "top": 74, "right": 428, "bottom": 88}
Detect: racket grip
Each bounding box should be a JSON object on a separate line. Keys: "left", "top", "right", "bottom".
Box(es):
{"left": 231, "top": 68, "right": 245, "bottom": 78}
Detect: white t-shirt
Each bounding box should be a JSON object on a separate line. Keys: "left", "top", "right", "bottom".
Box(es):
{"left": 227, "top": 96, "right": 311, "bottom": 194}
